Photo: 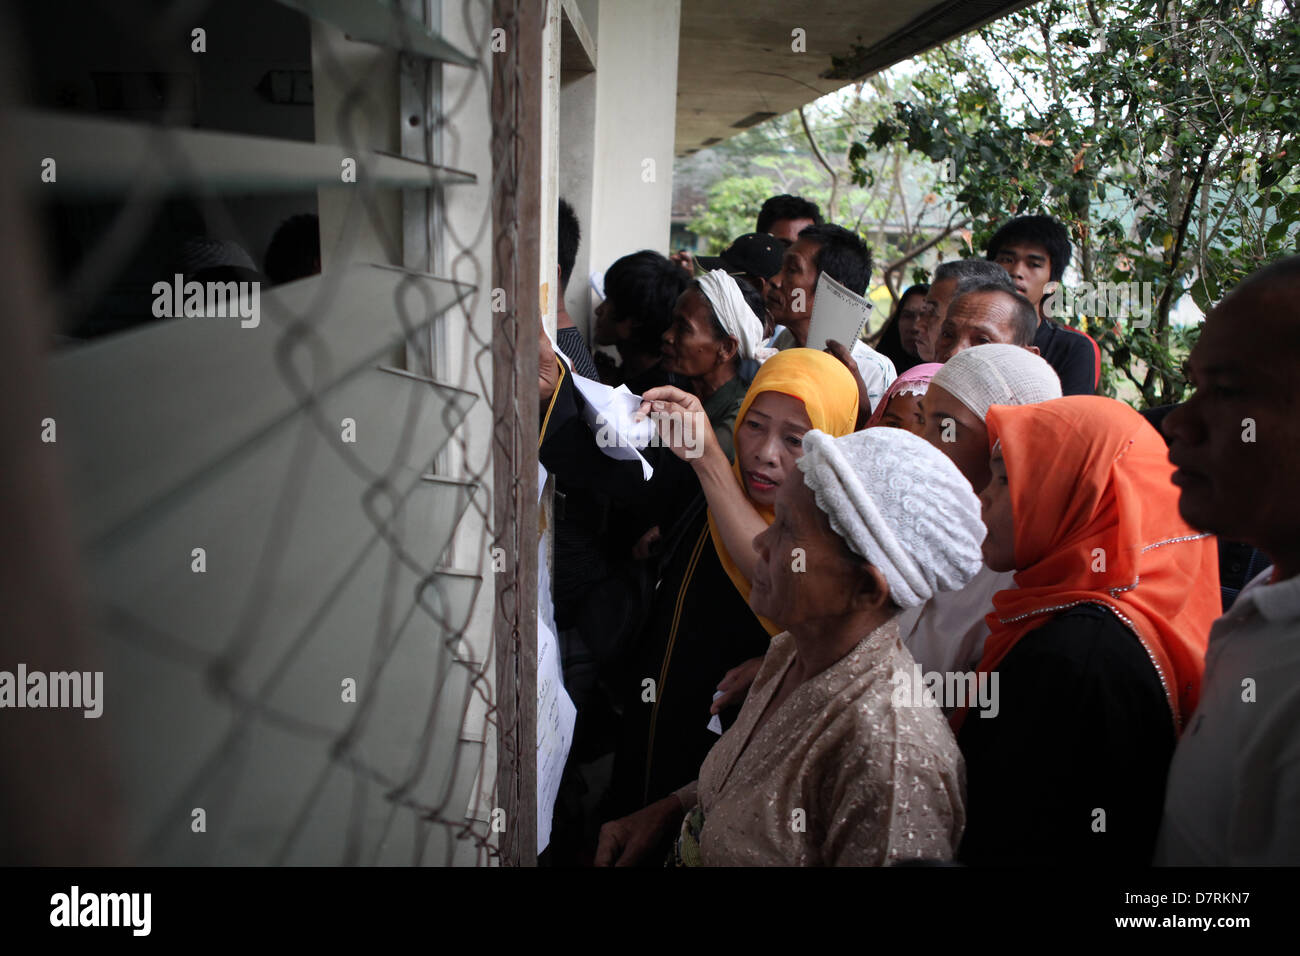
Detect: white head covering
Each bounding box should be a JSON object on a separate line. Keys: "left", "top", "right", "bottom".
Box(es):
{"left": 697, "top": 269, "right": 765, "bottom": 361}
{"left": 797, "top": 427, "right": 986, "bottom": 609}
{"left": 930, "top": 343, "right": 1062, "bottom": 422}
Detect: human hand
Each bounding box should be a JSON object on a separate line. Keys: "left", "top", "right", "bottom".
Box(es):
{"left": 594, "top": 795, "right": 686, "bottom": 867}
{"left": 540, "top": 326, "right": 561, "bottom": 402}
{"left": 824, "top": 339, "right": 871, "bottom": 430}
{"left": 632, "top": 525, "right": 661, "bottom": 561}
{"left": 712, "top": 657, "right": 763, "bottom": 714}
{"left": 634, "top": 386, "right": 715, "bottom": 462}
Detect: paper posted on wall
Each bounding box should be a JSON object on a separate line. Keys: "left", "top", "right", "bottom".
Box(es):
{"left": 806, "top": 271, "right": 874, "bottom": 352}
{"left": 536, "top": 529, "right": 576, "bottom": 855}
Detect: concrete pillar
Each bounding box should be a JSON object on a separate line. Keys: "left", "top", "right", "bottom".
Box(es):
{"left": 586, "top": 0, "right": 681, "bottom": 281}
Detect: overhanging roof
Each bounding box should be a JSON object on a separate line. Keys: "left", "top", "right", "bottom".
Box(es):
{"left": 676, "top": 0, "right": 1037, "bottom": 156}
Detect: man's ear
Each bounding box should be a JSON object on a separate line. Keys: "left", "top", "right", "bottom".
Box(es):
{"left": 1026, "top": 345, "right": 1042, "bottom": 356}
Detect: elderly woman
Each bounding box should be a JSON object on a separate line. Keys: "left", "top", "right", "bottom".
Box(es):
{"left": 537, "top": 269, "right": 767, "bottom": 780}
{"left": 899, "top": 344, "right": 1062, "bottom": 677}
{"left": 658, "top": 270, "right": 766, "bottom": 460}
{"left": 959, "top": 396, "right": 1220, "bottom": 866}
{"left": 596, "top": 427, "right": 987, "bottom": 865}
{"left": 538, "top": 270, "right": 767, "bottom": 549}
{"left": 603, "top": 349, "right": 859, "bottom": 820}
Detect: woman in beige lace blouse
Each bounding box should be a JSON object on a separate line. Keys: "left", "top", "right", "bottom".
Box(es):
{"left": 596, "top": 426, "right": 987, "bottom": 866}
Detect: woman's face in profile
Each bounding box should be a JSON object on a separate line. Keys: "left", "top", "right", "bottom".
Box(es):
{"left": 896, "top": 292, "right": 928, "bottom": 357}
{"left": 979, "top": 448, "right": 1017, "bottom": 572}
{"left": 733, "top": 391, "right": 814, "bottom": 507}
{"left": 750, "top": 474, "right": 862, "bottom": 627}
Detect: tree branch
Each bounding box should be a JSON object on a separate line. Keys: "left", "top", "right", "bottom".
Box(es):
{"left": 879, "top": 215, "right": 970, "bottom": 296}
{"left": 1032, "top": 10, "right": 1062, "bottom": 107}
{"left": 798, "top": 106, "right": 839, "bottom": 222}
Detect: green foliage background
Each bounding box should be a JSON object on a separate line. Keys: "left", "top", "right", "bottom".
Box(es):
{"left": 847, "top": 0, "right": 1300, "bottom": 407}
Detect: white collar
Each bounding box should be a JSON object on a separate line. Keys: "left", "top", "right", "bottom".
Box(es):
{"left": 1228, "top": 565, "right": 1300, "bottom": 623}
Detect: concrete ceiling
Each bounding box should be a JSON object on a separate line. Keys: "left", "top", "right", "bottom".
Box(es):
{"left": 676, "top": 0, "right": 1036, "bottom": 156}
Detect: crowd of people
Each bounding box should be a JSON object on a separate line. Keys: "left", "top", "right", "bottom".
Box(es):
{"left": 536, "top": 193, "right": 1300, "bottom": 867}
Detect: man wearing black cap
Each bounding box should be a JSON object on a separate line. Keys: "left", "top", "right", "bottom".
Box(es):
{"left": 694, "top": 232, "right": 784, "bottom": 337}
{"left": 695, "top": 232, "right": 784, "bottom": 295}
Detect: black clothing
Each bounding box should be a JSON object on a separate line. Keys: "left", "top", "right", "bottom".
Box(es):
{"left": 604, "top": 501, "right": 772, "bottom": 817}
{"left": 541, "top": 363, "right": 699, "bottom": 540}
{"left": 957, "top": 603, "right": 1175, "bottom": 866}
{"left": 557, "top": 325, "right": 600, "bottom": 380}
{"left": 1034, "top": 318, "right": 1098, "bottom": 396}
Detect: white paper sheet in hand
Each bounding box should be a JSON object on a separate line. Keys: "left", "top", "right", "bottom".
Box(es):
{"left": 545, "top": 326, "right": 655, "bottom": 480}
{"left": 806, "top": 270, "right": 874, "bottom": 352}
{"left": 571, "top": 378, "right": 656, "bottom": 480}
{"left": 706, "top": 690, "right": 725, "bottom": 735}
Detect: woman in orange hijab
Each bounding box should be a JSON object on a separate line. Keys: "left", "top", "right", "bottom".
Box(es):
{"left": 603, "top": 349, "right": 859, "bottom": 825}
{"left": 956, "top": 395, "right": 1219, "bottom": 866}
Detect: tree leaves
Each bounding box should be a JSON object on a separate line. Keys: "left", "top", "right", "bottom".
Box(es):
{"left": 844, "top": 0, "right": 1300, "bottom": 408}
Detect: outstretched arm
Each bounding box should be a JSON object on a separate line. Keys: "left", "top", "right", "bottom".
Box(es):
{"left": 637, "top": 385, "right": 767, "bottom": 582}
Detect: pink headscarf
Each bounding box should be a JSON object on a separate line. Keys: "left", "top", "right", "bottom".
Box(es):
{"left": 866, "top": 362, "right": 943, "bottom": 428}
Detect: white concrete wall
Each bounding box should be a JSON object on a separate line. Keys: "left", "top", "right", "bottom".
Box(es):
{"left": 559, "top": 71, "right": 598, "bottom": 339}
{"left": 586, "top": 0, "right": 681, "bottom": 276}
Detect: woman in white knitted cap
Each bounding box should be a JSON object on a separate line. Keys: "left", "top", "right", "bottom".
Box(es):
{"left": 596, "top": 427, "right": 986, "bottom": 866}
{"left": 921, "top": 342, "right": 1062, "bottom": 492}
{"left": 899, "top": 344, "right": 1062, "bottom": 677}
{"left": 658, "top": 270, "right": 767, "bottom": 460}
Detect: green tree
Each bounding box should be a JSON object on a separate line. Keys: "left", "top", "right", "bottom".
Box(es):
{"left": 681, "top": 78, "right": 967, "bottom": 297}
{"left": 845, "top": 0, "right": 1300, "bottom": 407}
{"left": 685, "top": 176, "right": 776, "bottom": 254}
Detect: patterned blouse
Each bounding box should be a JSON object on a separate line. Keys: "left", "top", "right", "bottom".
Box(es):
{"left": 675, "top": 617, "right": 966, "bottom": 865}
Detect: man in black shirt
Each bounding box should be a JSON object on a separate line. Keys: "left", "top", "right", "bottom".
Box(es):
{"left": 986, "top": 215, "right": 1100, "bottom": 395}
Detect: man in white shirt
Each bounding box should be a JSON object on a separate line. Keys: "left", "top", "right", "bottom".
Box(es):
{"left": 1158, "top": 255, "right": 1300, "bottom": 865}
{"left": 764, "top": 223, "right": 896, "bottom": 415}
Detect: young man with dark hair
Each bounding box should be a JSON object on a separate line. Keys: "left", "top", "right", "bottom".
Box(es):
{"left": 555, "top": 198, "right": 599, "bottom": 379}
{"left": 985, "top": 214, "right": 1100, "bottom": 395}
{"left": 765, "top": 223, "right": 896, "bottom": 414}
{"left": 1158, "top": 256, "right": 1300, "bottom": 865}
{"left": 593, "top": 250, "right": 690, "bottom": 393}
{"left": 932, "top": 284, "right": 1041, "bottom": 362}
{"left": 756, "top": 194, "right": 823, "bottom": 243}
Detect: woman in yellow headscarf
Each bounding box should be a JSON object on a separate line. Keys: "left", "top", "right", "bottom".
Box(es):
{"left": 603, "top": 349, "right": 859, "bottom": 825}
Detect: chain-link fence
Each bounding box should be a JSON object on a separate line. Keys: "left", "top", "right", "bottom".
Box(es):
{"left": 2, "top": 0, "right": 531, "bottom": 866}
